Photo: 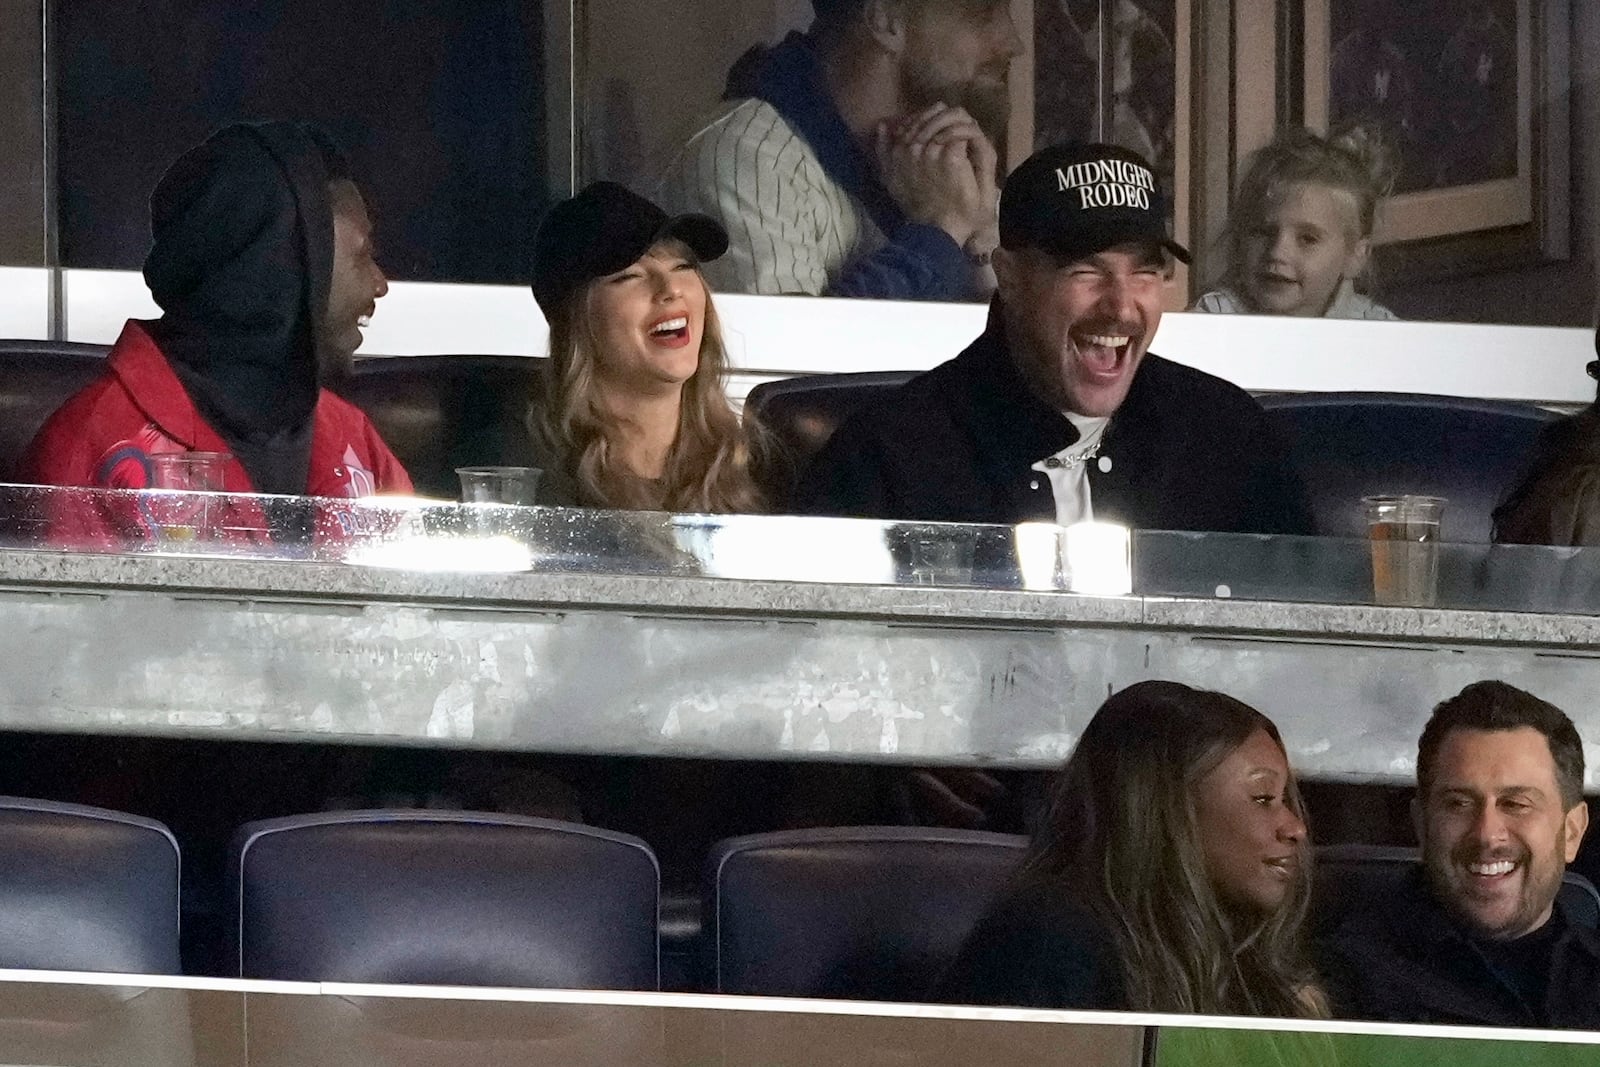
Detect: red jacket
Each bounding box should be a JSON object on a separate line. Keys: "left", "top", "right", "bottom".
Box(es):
{"left": 18, "top": 320, "right": 413, "bottom": 549}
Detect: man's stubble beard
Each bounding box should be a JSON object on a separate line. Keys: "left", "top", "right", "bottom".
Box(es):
{"left": 900, "top": 67, "right": 1012, "bottom": 147}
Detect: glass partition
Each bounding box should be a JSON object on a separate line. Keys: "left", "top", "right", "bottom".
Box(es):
{"left": 1134, "top": 529, "right": 1600, "bottom": 618}
{"left": 50, "top": 0, "right": 552, "bottom": 285}
{"left": 8, "top": 483, "right": 1600, "bottom": 619}
{"left": 0, "top": 973, "right": 1595, "bottom": 1066}
{"left": 0, "top": 977, "right": 249, "bottom": 1066}
{"left": 0, "top": 484, "right": 1030, "bottom": 588}
{"left": 0, "top": 1, "right": 1590, "bottom": 319}
{"left": 576, "top": 0, "right": 1596, "bottom": 325}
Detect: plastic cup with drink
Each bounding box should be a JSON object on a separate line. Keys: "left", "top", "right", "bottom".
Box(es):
{"left": 1362, "top": 494, "right": 1445, "bottom": 607}
{"left": 148, "top": 451, "right": 231, "bottom": 543}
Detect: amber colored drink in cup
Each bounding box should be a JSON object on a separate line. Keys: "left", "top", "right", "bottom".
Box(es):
{"left": 1363, "top": 495, "right": 1445, "bottom": 606}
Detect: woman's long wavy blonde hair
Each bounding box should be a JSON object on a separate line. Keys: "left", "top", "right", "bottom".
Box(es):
{"left": 535, "top": 244, "right": 764, "bottom": 513}
{"left": 1018, "top": 680, "right": 1327, "bottom": 1018}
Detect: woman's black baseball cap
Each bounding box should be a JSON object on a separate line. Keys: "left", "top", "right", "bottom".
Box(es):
{"left": 530, "top": 182, "right": 728, "bottom": 318}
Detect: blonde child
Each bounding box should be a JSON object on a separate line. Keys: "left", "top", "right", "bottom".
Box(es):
{"left": 1193, "top": 126, "right": 1396, "bottom": 320}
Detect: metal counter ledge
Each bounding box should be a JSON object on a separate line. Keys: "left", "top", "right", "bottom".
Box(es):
{"left": 3, "top": 545, "right": 1599, "bottom": 788}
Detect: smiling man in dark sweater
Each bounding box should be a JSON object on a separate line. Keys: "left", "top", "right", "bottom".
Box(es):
{"left": 795, "top": 141, "right": 1312, "bottom": 535}
{"left": 1322, "top": 681, "right": 1600, "bottom": 1029}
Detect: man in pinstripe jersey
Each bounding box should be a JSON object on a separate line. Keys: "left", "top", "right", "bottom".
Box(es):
{"left": 658, "top": 0, "right": 1021, "bottom": 302}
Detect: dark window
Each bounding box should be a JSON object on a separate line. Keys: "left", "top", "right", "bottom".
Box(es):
{"left": 55, "top": 0, "right": 548, "bottom": 284}
{"left": 0, "top": 0, "right": 45, "bottom": 266}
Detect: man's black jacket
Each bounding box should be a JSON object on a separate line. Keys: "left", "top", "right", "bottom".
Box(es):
{"left": 793, "top": 312, "right": 1313, "bottom": 535}
{"left": 1319, "top": 869, "right": 1600, "bottom": 1029}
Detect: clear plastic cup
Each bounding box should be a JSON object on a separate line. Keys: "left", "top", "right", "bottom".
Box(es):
{"left": 148, "top": 451, "right": 230, "bottom": 492}
{"left": 892, "top": 525, "right": 976, "bottom": 587}
{"left": 456, "top": 466, "right": 542, "bottom": 506}
{"left": 147, "top": 451, "right": 231, "bottom": 543}
{"left": 1363, "top": 495, "right": 1446, "bottom": 606}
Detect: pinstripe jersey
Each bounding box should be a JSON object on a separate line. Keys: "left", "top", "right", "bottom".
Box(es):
{"left": 659, "top": 98, "right": 882, "bottom": 296}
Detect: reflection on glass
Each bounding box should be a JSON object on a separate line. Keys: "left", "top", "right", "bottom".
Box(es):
{"left": 0, "top": 974, "right": 1587, "bottom": 1066}
{"left": 1064, "top": 521, "right": 1133, "bottom": 595}
{"left": 344, "top": 532, "right": 536, "bottom": 574}
{"left": 677, "top": 514, "right": 894, "bottom": 585}
{"left": 0, "top": 979, "right": 244, "bottom": 1066}
{"left": 1015, "top": 522, "right": 1064, "bottom": 591}
{"left": 889, "top": 523, "right": 978, "bottom": 587}
{"left": 10, "top": 484, "right": 1600, "bottom": 617}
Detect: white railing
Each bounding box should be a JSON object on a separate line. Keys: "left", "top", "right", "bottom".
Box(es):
{"left": 12, "top": 268, "right": 1594, "bottom": 407}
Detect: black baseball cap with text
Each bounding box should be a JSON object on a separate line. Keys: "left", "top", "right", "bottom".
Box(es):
{"left": 999, "top": 142, "right": 1190, "bottom": 264}
{"left": 530, "top": 182, "right": 728, "bottom": 318}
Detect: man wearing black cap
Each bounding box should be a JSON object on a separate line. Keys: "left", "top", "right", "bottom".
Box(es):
{"left": 796, "top": 142, "right": 1312, "bottom": 535}
{"left": 22, "top": 121, "right": 410, "bottom": 540}
{"left": 659, "top": 0, "right": 1020, "bottom": 300}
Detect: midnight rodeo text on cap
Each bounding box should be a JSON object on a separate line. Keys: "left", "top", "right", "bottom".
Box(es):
{"left": 1054, "top": 159, "right": 1155, "bottom": 210}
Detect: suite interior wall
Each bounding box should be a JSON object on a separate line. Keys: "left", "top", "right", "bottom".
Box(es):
{"left": 0, "top": 0, "right": 45, "bottom": 267}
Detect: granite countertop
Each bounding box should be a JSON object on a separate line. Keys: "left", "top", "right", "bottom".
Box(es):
{"left": 4, "top": 546, "right": 1600, "bottom": 650}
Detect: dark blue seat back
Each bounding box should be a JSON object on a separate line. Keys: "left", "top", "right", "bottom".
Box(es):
{"left": 336, "top": 354, "right": 547, "bottom": 499}
{"left": 1313, "top": 843, "right": 1600, "bottom": 933}
{"left": 745, "top": 371, "right": 915, "bottom": 477}
{"left": 1259, "top": 392, "right": 1557, "bottom": 543}
{"left": 233, "top": 810, "right": 660, "bottom": 989}
{"left": 706, "top": 827, "right": 1027, "bottom": 1001}
{"left": 0, "top": 796, "right": 181, "bottom": 973}
{"left": 0, "top": 341, "right": 110, "bottom": 484}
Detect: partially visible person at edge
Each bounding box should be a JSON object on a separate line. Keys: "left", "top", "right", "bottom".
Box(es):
{"left": 481, "top": 181, "right": 766, "bottom": 513}
{"left": 941, "top": 680, "right": 1328, "bottom": 1019}
{"left": 1320, "top": 681, "right": 1600, "bottom": 1028}
{"left": 1191, "top": 125, "right": 1397, "bottom": 321}
{"left": 657, "top": 0, "right": 1020, "bottom": 301}
{"left": 1494, "top": 328, "right": 1600, "bottom": 545}
{"left": 794, "top": 141, "right": 1313, "bottom": 535}
{"left": 19, "top": 121, "right": 410, "bottom": 547}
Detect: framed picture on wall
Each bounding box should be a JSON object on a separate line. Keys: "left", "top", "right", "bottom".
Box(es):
{"left": 1010, "top": 0, "right": 1196, "bottom": 303}
{"left": 1301, "top": 0, "right": 1569, "bottom": 275}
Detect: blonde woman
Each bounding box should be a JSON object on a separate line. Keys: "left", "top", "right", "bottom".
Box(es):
{"left": 943, "top": 681, "right": 1328, "bottom": 1018}
{"left": 513, "top": 181, "right": 765, "bottom": 512}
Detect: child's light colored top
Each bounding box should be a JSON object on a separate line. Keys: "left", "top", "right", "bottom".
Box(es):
{"left": 1190, "top": 280, "right": 1398, "bottom": 320}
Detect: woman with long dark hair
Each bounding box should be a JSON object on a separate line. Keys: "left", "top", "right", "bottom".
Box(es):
{"left": 943, "top": 680, "right": 1327, "bottom": 1018}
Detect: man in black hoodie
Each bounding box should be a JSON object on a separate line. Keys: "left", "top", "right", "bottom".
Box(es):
{"left": 22, "top": 121, "right": 409, "bottom": 541}
{"left": 658, "top": 0, "right": 1021, "bottom": 300}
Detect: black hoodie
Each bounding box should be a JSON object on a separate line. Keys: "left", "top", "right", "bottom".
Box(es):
{"left": 143, "top": 121, "right": 345, "bottom": 497}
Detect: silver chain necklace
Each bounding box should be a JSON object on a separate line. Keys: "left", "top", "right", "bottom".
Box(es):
{"left": 1042, "top": 439, "right": 1103, "bottom": 469}
{"left": 1042, "top": 422, "right": 1108, "bottom": 469}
